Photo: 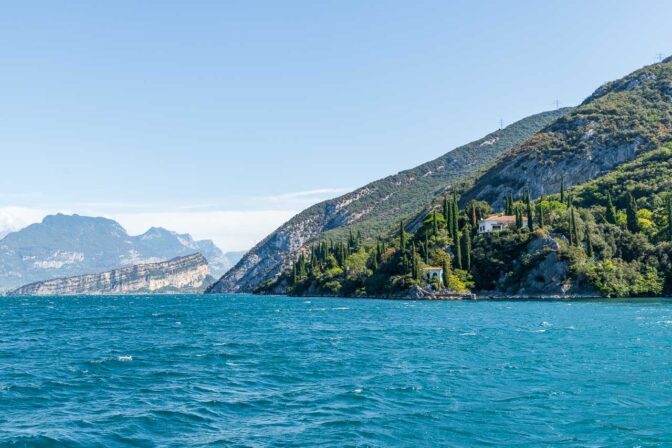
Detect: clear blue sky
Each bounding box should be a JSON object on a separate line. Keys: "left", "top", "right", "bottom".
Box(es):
{"left": 1, "top": 0, "right": 671, "bottom": 250}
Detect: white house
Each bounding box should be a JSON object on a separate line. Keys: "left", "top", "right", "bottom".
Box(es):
{"left": 422, "top": 267, "right": 443, "bottom": 284}
{"left": 478, "top": 215, "right": 527, "bottom": 234}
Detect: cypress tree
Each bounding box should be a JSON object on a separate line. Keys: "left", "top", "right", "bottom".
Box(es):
{"left": 454, "top": 231, "right": 462, "bottom": 270}
{"left": 626, "top": 193, "right": 640, "bottom": 233}
{"left": 585, "top": 225, "right": 594, "bottom": 258}
{"left": 560, "top": 177, "right": 565, "bottom": 203}
{"left": 432, "top": 212, "right": 438, "bottom": 236}
{"left": 568, "top": 208, "right": 575, "bottom": 246}
{"left": 424, "top": 234, "right": 429, "bottom": 264}
{"left": 462, "top": 226, "right": 472, "bottom": 271}
{"left": 452, "top": 192, "right": 460, "bottom": 237}
{"left": 667, "top": 196, "right": 672, "bottom": 242}
{"left": 537, "top": 202, "right": 545, "bottom": 228}
{"left": 443, "top": 195, "right": 450, "bottom": 223}
{"left": 605, "top": 192, "right": 617, "bottom": 225}
{"left": 515, "top": 208, "right": 523, "bottom": 228}
{"left": 410, "top": 242, "right": 417, "bottom": 279}
{"left": 298, "top": 254, "right": 307, "bottom": 278}
{"left": 446, "top": 199, "right": 454, "bottom": 238}
{"left": 399, "top": 220, "right": 406, "bottom": 251}
{"left": 442, "top": 258, "right": 450, "bottom": 288}
{"left": 526, "top": 196, "right": 534, "bottom": 231}
{"left": 470, "top": 203, "right": 478, "bottom": 228}
{"left": 570, "top": 207, "right": 579, "bottom": 246}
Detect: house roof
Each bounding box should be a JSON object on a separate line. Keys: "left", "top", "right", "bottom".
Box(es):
{"left": 482, "top": 214, "right": 526, "bottom": 223}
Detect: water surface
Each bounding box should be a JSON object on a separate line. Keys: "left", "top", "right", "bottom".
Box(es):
{"left": 1, "top": 294, "right": 672, "bottom": 446}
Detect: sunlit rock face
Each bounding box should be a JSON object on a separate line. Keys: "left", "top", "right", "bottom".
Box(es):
{"left": 10, "top": 253, "right": 210, "bottom": 295}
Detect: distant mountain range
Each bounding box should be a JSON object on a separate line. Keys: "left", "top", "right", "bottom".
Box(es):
{"left": 208, "top": 108, "right": 569, "bottom": 293}
{"left": 0, "top": 214, "right": 244, "bottom": 291}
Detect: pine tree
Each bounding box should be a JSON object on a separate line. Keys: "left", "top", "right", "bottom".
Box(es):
{"left": 560, "top": 177, "right": 565, "bottom": 203}
{"left": 605, "top": 191, "right": 617, "bottom": 225}
{"left": 585, "top": 224, "right": 594, "bottom": 258}
{"left": 626, "top": 193, "right": 640, "bottom": 233}
{"left": 526, "top": 196, "right": 534, "bottom": 231}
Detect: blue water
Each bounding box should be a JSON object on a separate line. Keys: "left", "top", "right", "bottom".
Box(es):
{"left": 2, "top": 295, "right": 672, "bottom": 447}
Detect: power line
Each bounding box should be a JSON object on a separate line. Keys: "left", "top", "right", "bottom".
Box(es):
{"left": 555, "top": 99, "right": 560, "bottom": 109}
{"left": 499, "top": 119, "right": 504, "bottom": 130}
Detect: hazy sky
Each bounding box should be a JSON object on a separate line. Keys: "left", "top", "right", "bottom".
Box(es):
{"left": 1, "top": 0, "right": 671, "bottom": 250}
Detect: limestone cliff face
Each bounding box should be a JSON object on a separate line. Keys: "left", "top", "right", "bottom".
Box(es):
{"left": 463, "top": 58, "right": 672, "bottom": 209}
{"left": 208, "top": 109, "right": 568, "bottom": 293}
{"left": 9, "top": 253, "right": 209, "bottom": 296}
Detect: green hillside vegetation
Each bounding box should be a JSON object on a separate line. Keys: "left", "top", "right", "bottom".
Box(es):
{"left": 258, "top": 146, "right": 672, "bottom": 298}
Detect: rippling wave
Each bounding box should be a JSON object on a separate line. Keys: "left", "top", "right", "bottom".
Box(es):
{"left": 1, "top": 294, "right": 672, "bottom": 446}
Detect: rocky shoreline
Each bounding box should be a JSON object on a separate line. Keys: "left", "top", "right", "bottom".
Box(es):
{"left": 254, "top": 289, "right": 607, "bottom": 301}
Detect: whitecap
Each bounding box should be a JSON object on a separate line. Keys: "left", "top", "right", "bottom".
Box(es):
{"left": 117, "top": 355, "right": 133, "bottom": 362}
{"left": 332, "top": 307, "right": 350, "bottom": 310}
{"left": 531, "top": 329, "right": 546, "bottom": 333}
{"left": 353, "top": 388, "right": 363, "bottom": 394}
{"left": 460, "top": 331, "right": 476, "bottom": 336}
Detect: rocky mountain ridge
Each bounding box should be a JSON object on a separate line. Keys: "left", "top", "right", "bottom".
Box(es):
{"left": 462, "top": 57, "right": 672, "bottom": 208}
{"left": 10, "top": 253, "right": 210, "bottom": 295}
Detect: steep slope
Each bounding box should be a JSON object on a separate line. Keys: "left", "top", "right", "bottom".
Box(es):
{"left": 10, "top": 253, "right": 210, "bottom": 295}
{"left": 208, "top": 109, "right": 570, "bottom": 293}
{"left": 463, "top": 57, "right": 672, "bottom": 208}
{"left": 0, "top": 214, "right": 230, "bottom": 291}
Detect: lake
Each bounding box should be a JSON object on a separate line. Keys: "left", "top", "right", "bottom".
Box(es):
{"left": 1, "top": 294, "right": 672, "bottom": 446}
